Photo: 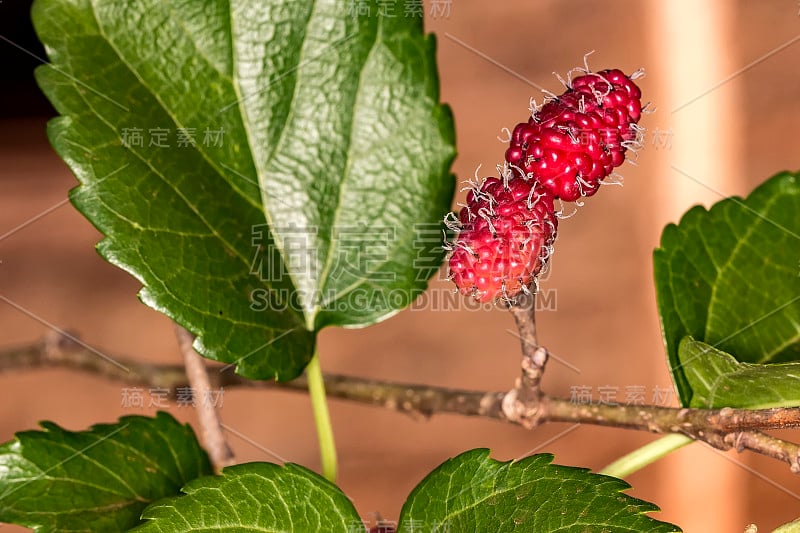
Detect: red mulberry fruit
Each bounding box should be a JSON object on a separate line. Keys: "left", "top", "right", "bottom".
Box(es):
{"left": 505, "top": 69, "right": 643, "bottom": 201}
{"left": 447, "top": 176, "right": 558, "bottom": 302}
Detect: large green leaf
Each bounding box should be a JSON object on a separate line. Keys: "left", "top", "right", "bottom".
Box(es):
{"left": 133, "top": 450, "right": 678, "bottom": 532}
{"left": 131, "top": 462, "right": 361, "bottom": 532}
{"left": 33, "top": 0, "right": 455, "bottom": 380}
{"left": 397, "top": 449, "right": 680, "bottom": 532}
{"left": 0, "top": 412, "right": 211, "bottom": 532}
{"left": 654, "top": 171, "right": 800, "bottom": 405}
{"left": 681, "top": 336, "right": 800, "bottom": 409}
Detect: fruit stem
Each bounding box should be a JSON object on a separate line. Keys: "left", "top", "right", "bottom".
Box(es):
{"left": 307, "top": 349, "right": 338, "bottom": 483}
{"left": 507, "top": 292, "right": 546, "bottom": 398}
{"left": 599, "top": 433, "right": 693, "bottom": 478}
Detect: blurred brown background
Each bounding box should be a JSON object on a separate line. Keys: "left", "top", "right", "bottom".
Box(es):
{"left": 2, "top": 1, "right": 800, "bottom": 531}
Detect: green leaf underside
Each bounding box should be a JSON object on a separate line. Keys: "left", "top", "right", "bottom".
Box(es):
{"left": 0, "top": 412, "right": 211, "bottom": 532}
{"left": 681, "top": 337, "right": 800, "bottom": 409}
{"left": 654, "top": 171, "right": 800, "bottom": 405}
{"left": 131, "top": 462, "right": 361, "bottom": 532}
{"left": 33, "top": 0, "right": 456, "bottom": 380}
{"left": 397, "top": 449, "right": 680, "bottom": 532}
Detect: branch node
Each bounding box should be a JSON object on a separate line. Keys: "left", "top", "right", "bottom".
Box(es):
{"left": 42, "top": 329, "right": 78, "bottom": 361}
{"left": 531, "top": 346, "right": 548, "bottom": 368}
{"left": 501, "top": 387, "right": 544, "bottom": 429}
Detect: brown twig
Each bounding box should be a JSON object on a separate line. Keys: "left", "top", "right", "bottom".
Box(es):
{"left": 3, "top": 333, "right": 800, "bottom": 473}
{"left": 174, "top": 326, "right": 234, "bottom": 472}
{"left": 723, "top": 431, "right": 800, "bottom": 473}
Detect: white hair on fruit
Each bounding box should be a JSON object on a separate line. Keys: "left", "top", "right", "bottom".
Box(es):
{"left": 601, "top": 172, "right": 625, "bottom": 187}
{"left": 497, "top": 127, "right": 512, "bottom": 143}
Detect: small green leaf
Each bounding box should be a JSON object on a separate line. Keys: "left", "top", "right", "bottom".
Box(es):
{"left": 398, "top": 449, "right": 680, "bottom": 532}
{"left": 681, "top": 336, "right": 800, "bottom": 409}
{"left": 0, "top": 412, "right": 212, "bottom": 532}
{"left": 32, "top": 0, "right": 455, "bottom": 380}
{"left": 654, "top": 171, "right": 800, "bottom": 405}
{"left": 131, "top": 462, "right": 361, "bottom": 532}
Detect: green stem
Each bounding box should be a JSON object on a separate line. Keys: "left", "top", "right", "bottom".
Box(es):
{"left": 599, "top": 434, "right": 693, "bottom": 479}
{"left": 307, "top": 350, "right": 338, "bottom": 482}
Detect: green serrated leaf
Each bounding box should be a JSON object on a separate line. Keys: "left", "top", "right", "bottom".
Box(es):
{"left": 397, "top": 449, "right": 680, "bottom": 532}
{"left": 32, "top": 0, "right": 455, "bottom": 380}
{"left": 654, "top": 171, "right": 800, "bottom": 405}
{"left": 681, "top": 336, "right": 800, "bottom": 409}
{"left": 0, "top": 412, "right": 212, "bottom": 532}
{"left": 131, "top": 462, "right": 361, "bottom": 532}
